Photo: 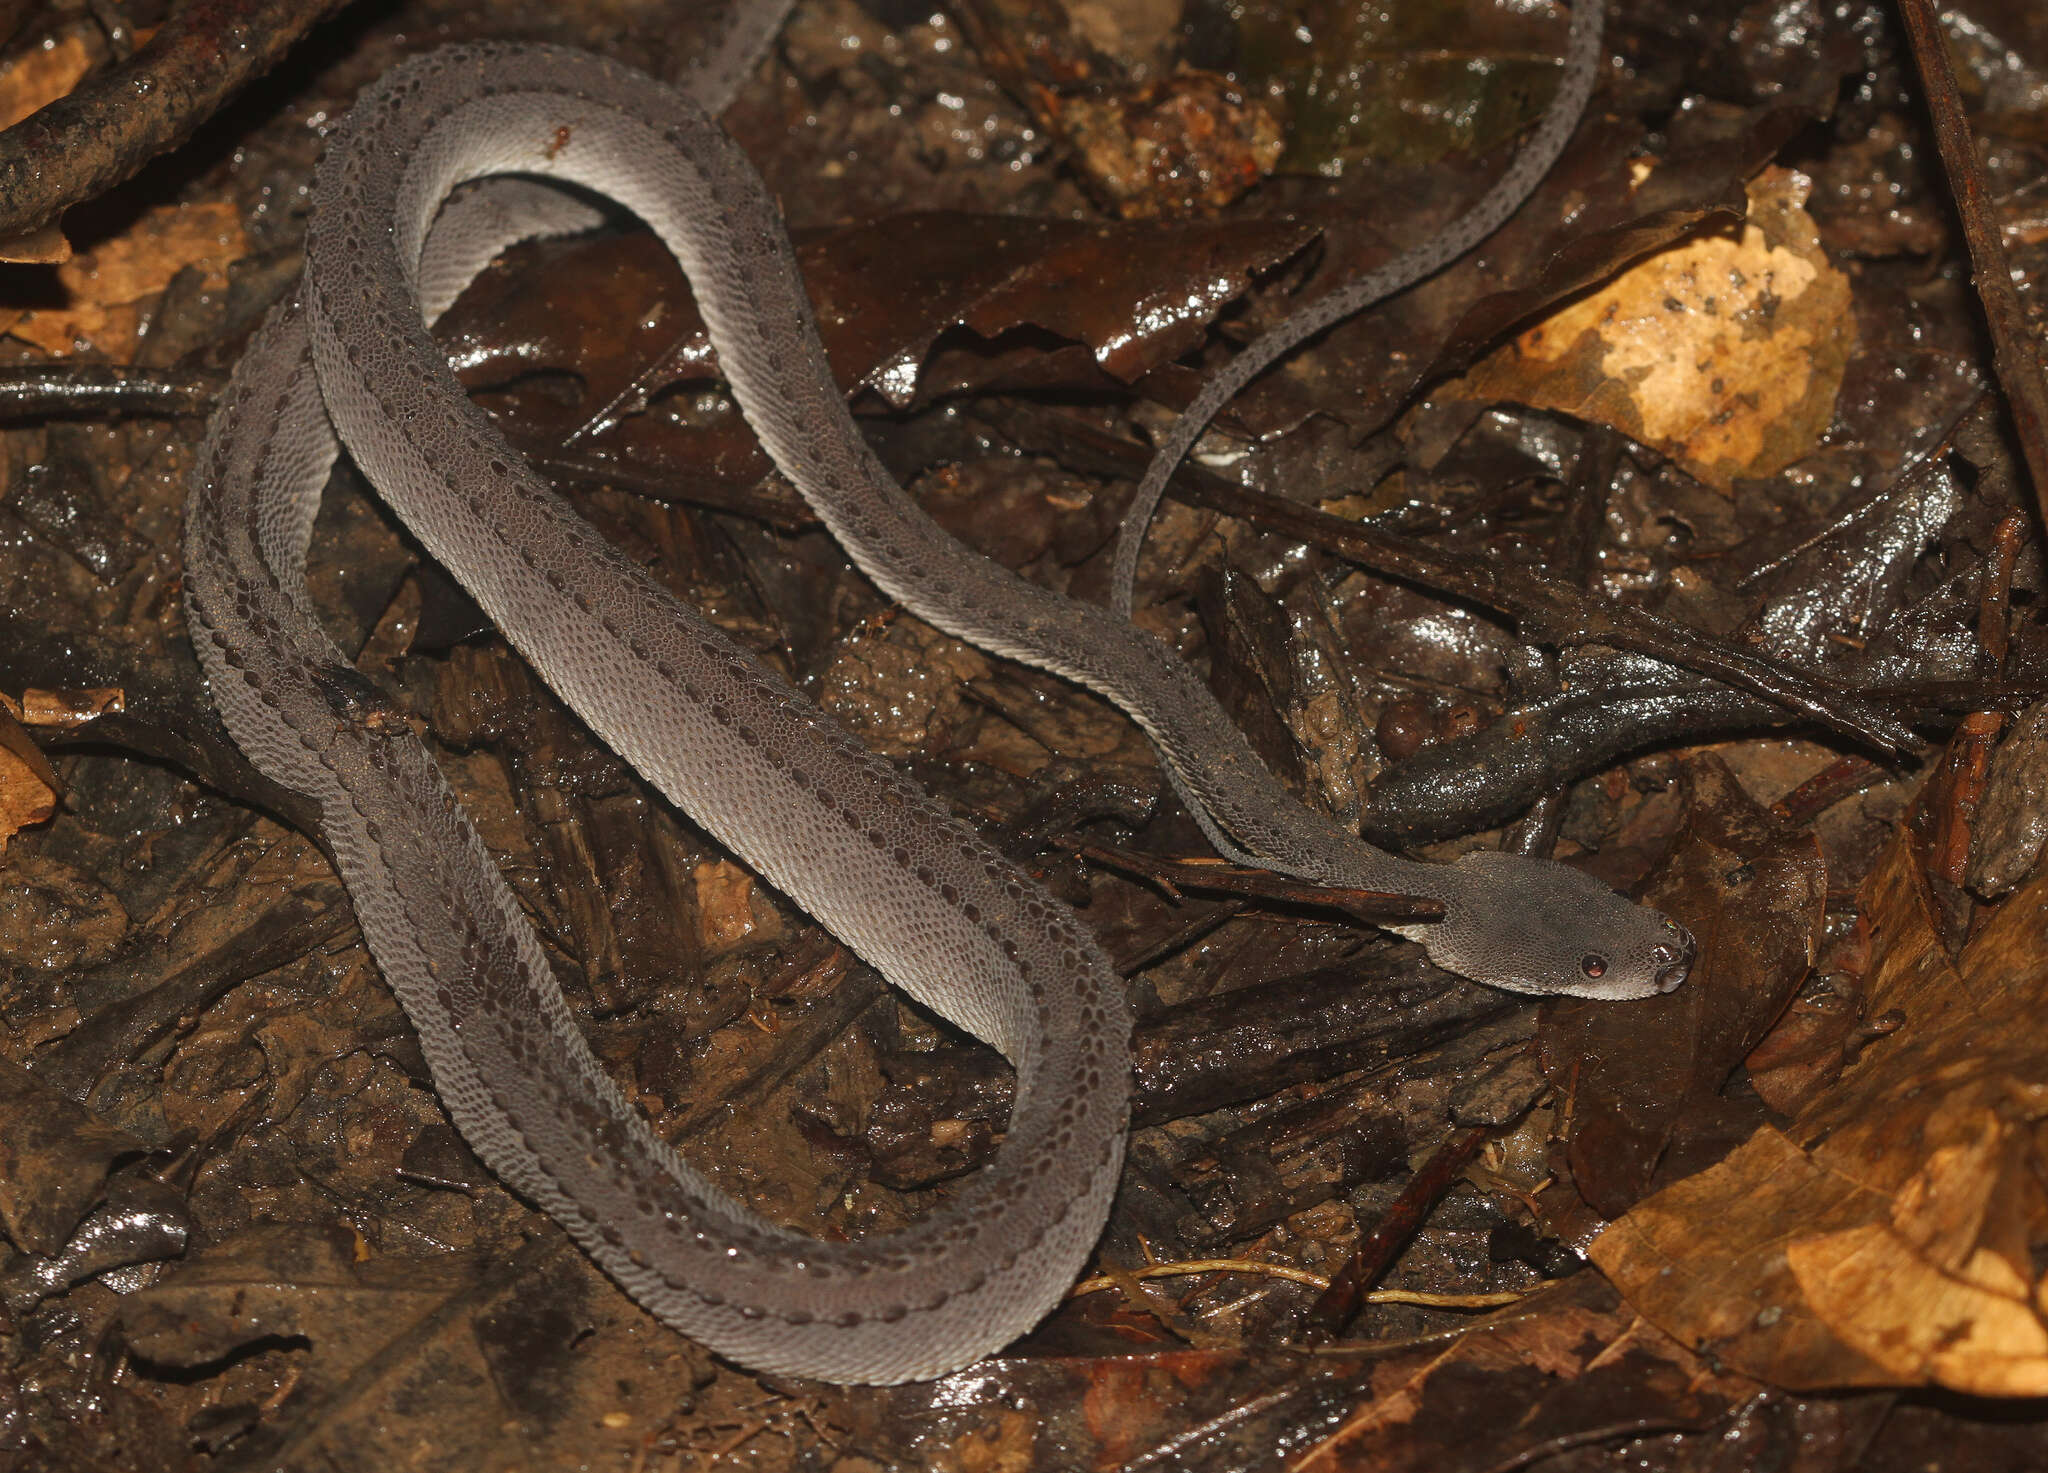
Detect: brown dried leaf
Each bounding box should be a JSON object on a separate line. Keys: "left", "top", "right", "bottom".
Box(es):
{"left": 1451, "top": 167, "right": 1853, "bottom": 492}
{"left": 0, "top": 28, "right": 90, "bottom": 130}
{"left": 6, "top": 200, "right": 245, "bottom": 358}
{"left": 0, "top": 223, "right": 71, "bottom": 266}
{"left": 1592, "top": 820, "right": 2048, "bottom": 1396}
{"left": 1293, "top": 1281, "right": 1746, "bottom": 1471}
{"left": 0, "top": 700, "right": 59, "bottom": 848}
{"left": 1743, "top": 921, "right": 1874, "bottom": 1120}
{"left": 18, "top": 684, "right": 124, "bottom": 727}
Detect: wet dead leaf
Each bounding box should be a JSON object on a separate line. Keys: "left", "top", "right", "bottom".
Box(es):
{"left": 1231, "top": 0, "right": 1582, "bottom": 176}
{"left": 0, "top": 223, "right": 71, "bottom": 266}
{"left": 1293, "top": 1280, "right": 1746, "bottom": 1471}
{"left": 0, "top": 1056, "right": 144, "bottom": 1256}
{"left": 1451, "top": 167, "right": 1853, "bottom": 491}
{"left": 15, "top": 684, "right": 123, "bottom": 727}
{"left": 1969, "top": 697, "right": 2048, "bottom": 897}
{"left": 440, "top": 210, "right": 1317, "bottom": 483}
{"left": 1743, "top": 922, "right": 1876, "bottom": 1121}
{"left": 1592, "top": 818, "right": 2048, "bottom": 1396}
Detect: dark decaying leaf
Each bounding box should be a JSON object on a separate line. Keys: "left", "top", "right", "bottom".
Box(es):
{"left": 0, "top": 1173, "right": 190, "bottom": 1313}
{"left": 1367, "top": 395, "right": 2005, "bottom": 841}
{"left": 119, "top": 1228, "right": 718, "bottom": 1472}
{"left": 437, "top": 210, "right": 1318, "bottom": 493}
{"left": 1538, "top": 757, "right": 1825, "bottom": 1227}
{"left": 0, "top": 1056, "right": 144, "bottom": 1257}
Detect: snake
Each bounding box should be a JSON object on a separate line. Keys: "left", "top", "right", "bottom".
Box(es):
{"left": 181, "top": 0, "right": 1689, "bottom": 1384}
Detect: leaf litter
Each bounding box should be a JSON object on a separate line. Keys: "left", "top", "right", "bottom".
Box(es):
{"left": 0, "top": 0, "right": 2046, "bottom": 1468}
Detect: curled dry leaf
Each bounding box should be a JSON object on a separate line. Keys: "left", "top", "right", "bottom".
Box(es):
{"left": 15, "top": 684, "right": 123, "bottom": 727}
{"left": 0, "top": 700, "right": 58, "bottom": 849}
{"left": 1592, "top": 821, "right": 2048, "bottom": 1396}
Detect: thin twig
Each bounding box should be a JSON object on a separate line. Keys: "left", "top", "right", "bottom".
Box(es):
{"left": 0, "top": 363, "right": 224, "bottom": 419}
{"left": 0, "top": 0, "right": 350, "bottom": 244}
{"left": 1071, "top": 1258, "right": 1332, "bottom": 1296}
{"left": 1894, "top": 0, "right": 2048, "bottom": 525}
{"left": 1298, "top": 1124, "right": 1494, "bottom": 1340}
{"left": 1053, "top": 833, "right": 1445, "bottom": 926}
{"left": 1069, "top": 1257, "right": 1529, "bottom": 1310}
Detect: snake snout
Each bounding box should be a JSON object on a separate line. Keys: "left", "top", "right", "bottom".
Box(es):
{"left": 1651, "top": 923, "right": 1696, "bottom": 993}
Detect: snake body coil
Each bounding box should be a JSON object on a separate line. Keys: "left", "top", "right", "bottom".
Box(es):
{"left": 184, "top": 5, "right": 1683, "bottom": 1384}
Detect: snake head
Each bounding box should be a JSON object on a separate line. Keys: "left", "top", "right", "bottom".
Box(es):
{"left": 1421, "top": 849, "right": 1693, "bottom": 1001}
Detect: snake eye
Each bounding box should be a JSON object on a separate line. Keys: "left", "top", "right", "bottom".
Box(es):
{"left": 1580, "top": 954, "right": 1608, "bottom": 979}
